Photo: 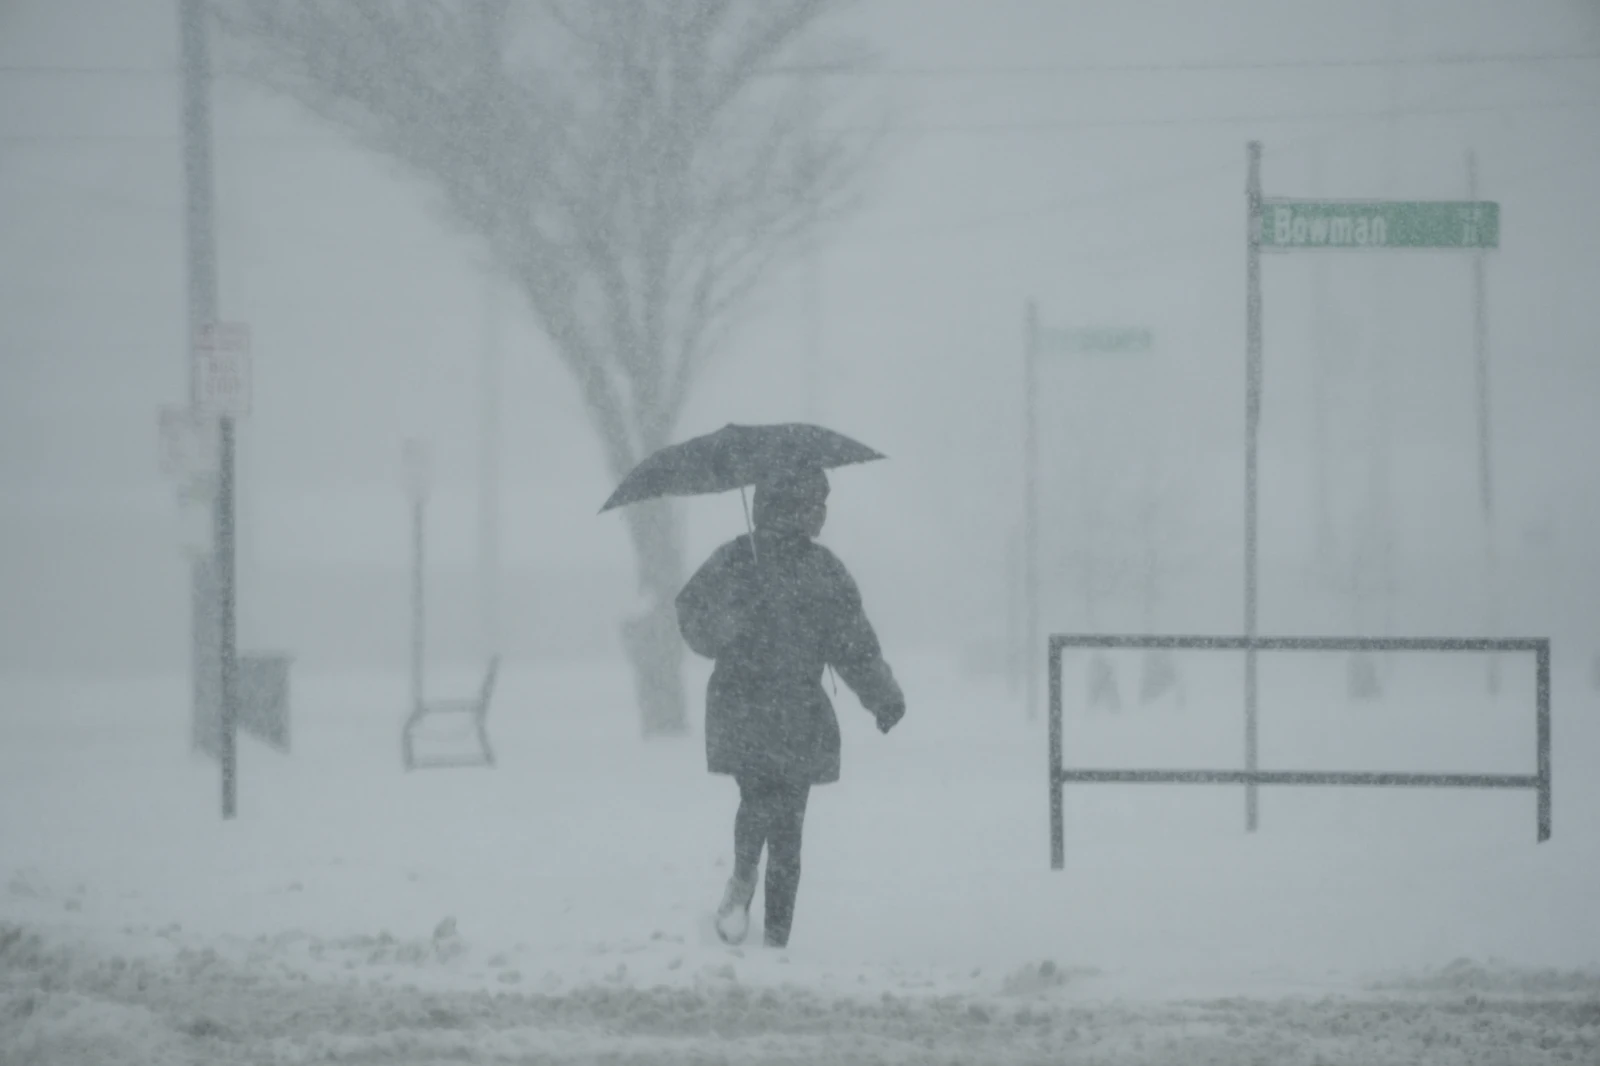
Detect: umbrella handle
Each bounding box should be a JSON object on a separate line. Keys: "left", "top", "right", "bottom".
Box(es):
{"left": 740, "top": 486, "right": 758, "bottom": 565}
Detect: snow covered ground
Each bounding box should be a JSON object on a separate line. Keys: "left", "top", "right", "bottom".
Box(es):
{"left": 2, "top": 651, "right": 1597, "bottom": 1063}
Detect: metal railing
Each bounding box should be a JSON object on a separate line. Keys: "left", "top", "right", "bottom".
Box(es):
{"left": 1048, "top": 634, "right": 1551, "bottom": 869}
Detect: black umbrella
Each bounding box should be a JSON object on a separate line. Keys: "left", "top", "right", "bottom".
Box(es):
{"left": 598, "top": 422, "right": 885, "bottom": 514}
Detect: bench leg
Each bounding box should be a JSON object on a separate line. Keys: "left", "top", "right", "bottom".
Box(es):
{"left": 476, "top": 720, "right": 495, "bottom": 768}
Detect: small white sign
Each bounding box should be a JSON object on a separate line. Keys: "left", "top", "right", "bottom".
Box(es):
{"left": 194, "top": 322, "right": 252, "bottom": 419}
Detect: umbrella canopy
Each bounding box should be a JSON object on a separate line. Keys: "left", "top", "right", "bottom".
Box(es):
{"left": 599, "top": 422, "right": 885, "bottom": 513}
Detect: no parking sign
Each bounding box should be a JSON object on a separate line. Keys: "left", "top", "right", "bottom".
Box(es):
{"left": 194, "top": 322, "right": 252, "bottom": 419}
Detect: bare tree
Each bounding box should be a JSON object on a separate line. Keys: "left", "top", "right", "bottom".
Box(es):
{"left": 213, "top": 0, "right": 883, "bottom": 735}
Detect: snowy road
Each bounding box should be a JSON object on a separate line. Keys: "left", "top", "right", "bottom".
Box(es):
{"left": 5, "top": 921, "right": 1598, "bottom": 1065}
{"left": 2, "top": 655, "right": 1597, "bottom": 1063}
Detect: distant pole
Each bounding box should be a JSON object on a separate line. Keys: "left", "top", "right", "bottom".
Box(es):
{"left": 405, "top": 439, "right": 429, "bottom": 713}
{"left": 476, "top": 9, "right": 502, "bottom": 660}
{"left": 804, "top": 225, "right": 822, "bottom": 419}
{"left": 479, "top": 273, "right": 502, "bottom": 658}
{"left": 179, "top": 0, "right": 216, "bottom": 408}
{"left": 802, "top": 70, "right": 824, "bottom": 421}
{"left": 1024, "top": 300, "right": 1040, "bottom": 720}
{"left": 179, "top": 0, "right": 234, "bottom": 819}
{"left": 1375, "top": 0, "right": 1402, "bottom": 662}
{"left": 413, "top": 494, "right": 426, "bottom": 712}
{"left": 1245, "top": 141, "right": 1263, "bottom": 833}
{"left": 1006, "top": 525, "right": 1022, "bottom": 697}
{"left": 217, "top": 417, "right": 238, "bottom": 819}
{"left": 1468, "top": 149, "right": 1500, "bottom": 695}
{"left": 1310, "top": 145, "right": 1334, "bottom": 575}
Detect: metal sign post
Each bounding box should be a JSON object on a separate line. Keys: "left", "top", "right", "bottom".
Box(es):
{"left": 195, "top": 323, "right": 251, "bottom": 820}
{"left": 217, "top": 416, "right": 238, "bottom": 818}
{"left": 1245, "top": 142, "right": 1263, "bottom": 833}
{"left": 178, "top": 0, "right": 226, "bottom": 818}
{"left": 1467, "top": 150, "right": 1500, "bottom": 696}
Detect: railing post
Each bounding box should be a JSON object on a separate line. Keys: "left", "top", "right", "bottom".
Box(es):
{"left": 1049, "top": 637, "right": 1065, "bottom": 870}
{"left": 1537, "top": 639, "right": 1552, "bottom": 842}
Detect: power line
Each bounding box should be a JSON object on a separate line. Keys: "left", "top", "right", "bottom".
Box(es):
{"left": 844, "top": 67, "right": 1535, "bottom": 245}
{"left": 769, "top": 51, "right": 1600, "bottom": 78}
{"left": 888, "top": 98, "right": 1598, "bottom": 135}
{"left": 5, "top": 49, "right": 1599, "bottom": 78}
{"left": 4, "top": 96, "right": 1593, "bottom": 144}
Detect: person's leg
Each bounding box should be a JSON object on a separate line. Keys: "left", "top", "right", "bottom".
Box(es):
{"left": 717, "top": 775, "right": 771, "bottom": 944}
{"left": 732, "top": 775, "right": 771, "bottom": 884}
{"left": 761, "top": 782, "right": 811, "bottom": 948}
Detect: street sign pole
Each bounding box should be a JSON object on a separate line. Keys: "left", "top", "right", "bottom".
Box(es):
{"left": 1245, "top": 141, "right": 1263, "bottom": 833}
{"left": 195, "top": 323, "right": 250, "bottom": 817}
{"left": 217, "top": 416, "right": 238, "bottom": 819}
{"left": 1309, "top": 146, "right": 1334, "bottom": 575}
{"left": 1023, "top": 300, "right": 1040, "bottom": 721}
{"left": 179, "top": 0, "right": 216, "bottom": 413}
{"left": 179, "top": 0, "right": 233, "bottom": 819}
{"left": 1468, "top": 149, "right": 1500, "bottom": 696}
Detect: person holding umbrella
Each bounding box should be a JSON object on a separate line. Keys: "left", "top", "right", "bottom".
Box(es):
{"left": 676, "top": 465, "right": 904, "bottom": 948}
{"left": 600, "top": 425, "right": 905, "bottom": 949}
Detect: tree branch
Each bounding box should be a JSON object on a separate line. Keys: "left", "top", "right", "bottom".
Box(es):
{"left": 215, "top": 0, "right": 884, "bottom": 469}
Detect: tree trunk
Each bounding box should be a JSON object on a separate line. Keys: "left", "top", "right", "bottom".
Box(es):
{"left": 619, "top": 496, "right": 689, "bottom": 737}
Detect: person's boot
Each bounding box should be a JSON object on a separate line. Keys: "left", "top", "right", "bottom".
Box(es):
{"left": 714, "top": 872, "right": 757, "bottom": 946}
{"left": 762, "top": 863, "right": 797, "bottom": 949}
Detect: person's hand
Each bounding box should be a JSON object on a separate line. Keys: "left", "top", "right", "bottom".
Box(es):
{"left": 875, "top": 700, "right": 905, "bottom": 734}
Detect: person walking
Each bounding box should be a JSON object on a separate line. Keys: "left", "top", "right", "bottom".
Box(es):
{"left": 675, "top": 466, "right": 904, "bottom": 949}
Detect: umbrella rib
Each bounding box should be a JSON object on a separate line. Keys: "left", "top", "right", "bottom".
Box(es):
{"left": 740, "top": 486, "right": 758, "bottom": 565}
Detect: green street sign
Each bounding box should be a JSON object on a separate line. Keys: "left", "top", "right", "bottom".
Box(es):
{"left": 1258, "top": 199, "right": 1499, "bottom": 251}
{"left": 1039, "top": 326, "right": 1154, "bottom": 354}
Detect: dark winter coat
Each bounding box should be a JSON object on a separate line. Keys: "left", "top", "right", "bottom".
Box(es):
{"left": 675, "top": 530, "right": 903, "bottom": 786}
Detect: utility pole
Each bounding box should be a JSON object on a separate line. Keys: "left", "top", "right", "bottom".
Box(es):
{"left": 179, "top": 0, "right": 237, "bottom": 820}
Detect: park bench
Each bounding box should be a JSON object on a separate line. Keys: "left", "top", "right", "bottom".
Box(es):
{"left": 402, "top": 655, "right": 500, "bottom": 770}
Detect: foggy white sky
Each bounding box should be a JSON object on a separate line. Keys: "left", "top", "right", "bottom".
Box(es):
{"left": 3, "top": 0, "right": 1598, "bottom": 670}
